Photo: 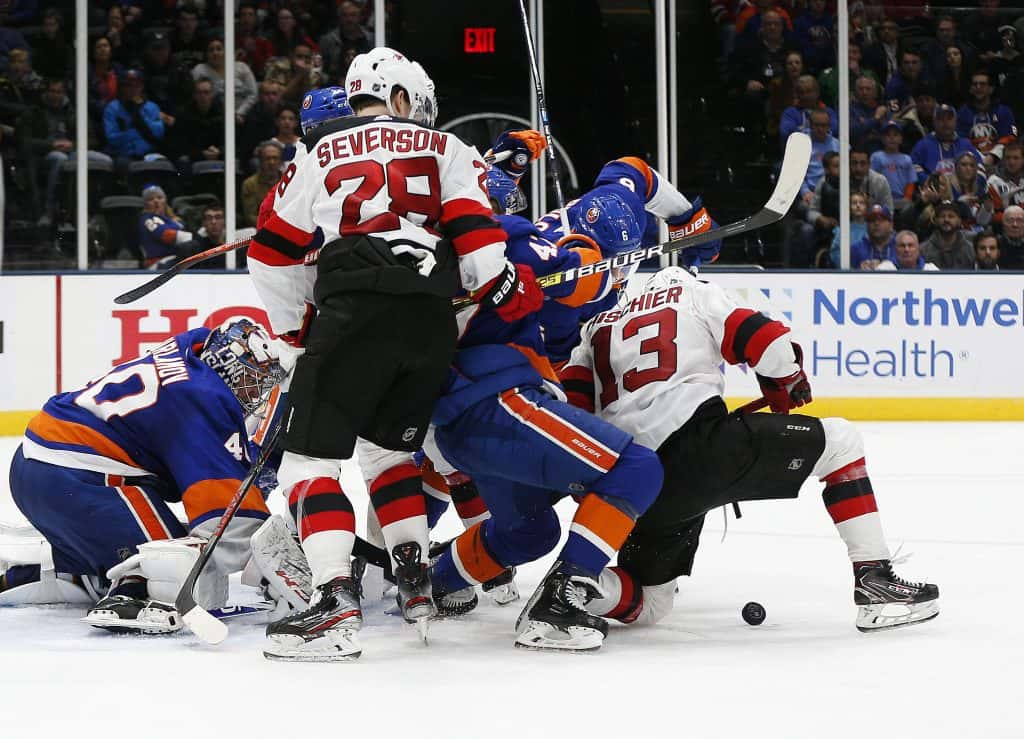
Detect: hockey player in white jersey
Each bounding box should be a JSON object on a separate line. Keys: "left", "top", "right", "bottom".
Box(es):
{"left": 560, "top": 267, "right": 939, "bottom": 632}
{"left": 249, "top": 50, "right": 541, "bottom": 661}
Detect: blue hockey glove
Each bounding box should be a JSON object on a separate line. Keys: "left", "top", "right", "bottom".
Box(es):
{"left": 486, "top": 129, "right": 546, "bottom": 179}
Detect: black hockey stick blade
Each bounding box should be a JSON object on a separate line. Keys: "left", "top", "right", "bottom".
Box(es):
{"left": 113, "top": 237, "right": 253, "bottom": 305}
{"left": 176, "top": 417, "right": 283, "bottom": 645}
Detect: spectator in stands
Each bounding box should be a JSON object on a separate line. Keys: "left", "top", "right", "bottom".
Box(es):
{"left": 911, "top": 104, "right": 981, "bottom": 183}
{"left": 973, "top": 229, "right": 1001, "bottom": 269}
{"left": 236, "top": 2, "right": 273, "bottom": 77}
{"left": 922, "top": 16, "right": 973, "bottom": 81}
{"left": 267, "top": 6, "right": 319, "bottom": 59}
{"left": 998, "top": 204, "right": 1024, "bottom": 268}
{"left": 904, "top": 172, "right": 956, "bottom": 240}
{"left": 851, "top": 146, "right": 894, "bottom": 211}
{"left": 728, "top": 9, "right": 795, "bottom": 145}
{"left": 31, "top": 9, "right": 71, "bottom": 83}
{"left": 171, "top": 4, "right": 207, "bottom": 70}
{"left": 952, "top": 151, "right": 993, "bottom": 230}
{"left": 768, "top": 50, "right": 803, "bottom": 136}
{"left": 2, "top": 0, "right": 39, "bottom": 26}
{"left": 103, "top": 69, "right": 165, "bottom": 166}
{"left": 241, "top": 141, "right": 283, "bottom": 227}
{"left": 987, "top": 140, "right": 1024, "bottom": 218}
{"left": 140, "top": 30, "right": 190, "bottom": 118}
{"left": 872, "top": 121, "right": 916, "bottom": 202}
{"left": 106, "top": 5, "right": 140, "bottom": 69}
{"left": 319, "top": 1, "right": 373, "bottom": 80}
{"left": 87, "top": 37, "right": 122, "bottom": 135}
{"left": 192, "top": 35, "right": 258, "bottom": 123}
{"left": 939, "top": 44, "right": 972, "bottom": 108}
{"left": 169, "top": 77, "right": 224, "bottom": 168}
{"left": 238, "top": 80, "right": 283, "bottom": 167}
{"left": 14, "top": 77, "right": 78, "bottom": 223}
{"left": 138, "top": 184, "right": 192, "bottom": 268}
{"left": 850, "top": 75, "right": 887, "bottom": 150}
{"left": 957, "top": 70, "right": 1017, "bottom": 167}
{"left": 863, "top": 18, "right": 900, "bottom": 85}
{"left": 735, "top": 0, "right": 792, "bottom": 41}
{"left": 801, "top": 149, "right": 840, "bottom": 259}
{"left": 183, "top": 203, "right": 227, "bottom": 268}
{"left": 270, "top": 105, "right": 301, "bottom": 161}
{"left": 780, "top": 74, "right": 837, "bottom": 145}
{"left": 966, "top": 0, "right": 1006, "bottom": 62}
{"left": 0, "top": 48, "right": 42, "bottom": 128}
{"left": 986, "top": 25, "right": 1024, "bottom": 84}
{"left": 820, "top": 43, "right": 879, "bottom": 109}
{"left": 830, "top": 191, "right": 869, "bottom": 268}
{"left": 800, "top": 108, "right": 839, "bottom": 198}
{"left": 921, "top": 200, "right": 975, "bottom": 269}
{"left": 265, "top": 43, "right": 324, "bottom": 108}
{"left": 898, "top": 82, "right": 938, "bottom": 151}
{"left": 0, "top": 17, "right": 28, "bottom": 71}
{"left": 852, "top": 203, "right": 897, "bottom": 269}
{"left": 885, "top": 49, "right": 927, "bottom": 113}
{"left": 876, "top": 230, "right": 939, "bottom": 271}
{"left": 793, "top": 0, "right": 833, "bottom": 74}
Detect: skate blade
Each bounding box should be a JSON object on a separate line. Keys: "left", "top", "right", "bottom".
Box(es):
{"left": 416, "top": 616, "right": 429, "bottom": 644}
{"left": 513, "top": 621, "right": 604, "bottom": 653}
{"left": 82, "top": 611, "right": 182, "bottom": 635}
{"left": 263, "top": 631, "right": 361, "bottom": 661}
{"left": 856, "top": 599, "right": 940, "bottom": 632}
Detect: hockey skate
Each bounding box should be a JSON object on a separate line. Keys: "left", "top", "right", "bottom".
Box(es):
{"left": 515, "top": 563, "right": 608, "bottom": 652}
{"left": 853, "top": 560, "right": 939, "bottom": 632}
{"left": 263, "top": 576, "right": 362, "bottom": 661}
{"left": 392, "top": 542, "right": 436, "bottom": 640}
{"left": 483, "top": 567, "right": 519, "bottom": 606}
{"left": 433, "top": 583, "right": 479, "bottom": 617}
{"left": 82, "top": 595, "right": 182, "bottom": 635}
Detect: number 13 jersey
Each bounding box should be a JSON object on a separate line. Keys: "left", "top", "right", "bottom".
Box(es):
{"left": 248, "top": 115, "right": 508, "bottom": 336}
{"left": 562, "top": 270, "right": 796, "bottom": 450}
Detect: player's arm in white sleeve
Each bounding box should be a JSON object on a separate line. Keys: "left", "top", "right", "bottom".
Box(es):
{"left": 559, "top": 331, "right": 598, "bottom": 413}
{"left": 248, "top": 143, "right": 319, "bottom": 335}
{"left": 695, "top": 278, "right": 799, "bottom": 378}
{"left": 437, "top": 140, "right": 510, "bottom": 291}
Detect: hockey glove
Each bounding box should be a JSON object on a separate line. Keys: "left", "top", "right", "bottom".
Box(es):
{"left": 756, "top": 342, "right": 812, "bottom": 414}
{"left": 667, "top": 197, "right": 721, "bottom": 268}
{"left": 474, "top": 261, "right": 544, "bottom": 322}
{"left": 487, "top": 129, "right": 547, "bottom": 179}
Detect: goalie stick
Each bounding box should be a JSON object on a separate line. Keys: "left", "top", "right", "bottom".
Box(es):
{"left": 176, "top": 415, "right": 283, "bottom": 645}
{"left": 114, "top": 237, "right": 252, "bottom": 304}
{"left": 455, "top": 132, "right": 811, "bottom": 309}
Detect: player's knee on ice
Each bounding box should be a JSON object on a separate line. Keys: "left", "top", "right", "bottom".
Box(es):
{"left": 592, "top": 442, "right": 664, "bottom": 518}
{"left": 812, "top": 417, "right": 866, "bottom": 479}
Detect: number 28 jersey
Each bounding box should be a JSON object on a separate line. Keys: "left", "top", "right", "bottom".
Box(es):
{"left": 561, "top": 271, "right": 795, "bottom": 450}
{"left": 249, "top": 115, "right": 508, "bottom": 336}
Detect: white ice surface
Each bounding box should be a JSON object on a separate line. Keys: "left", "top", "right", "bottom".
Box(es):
{"left": 1, "top": 425, "right": 1021, "bottom": 739}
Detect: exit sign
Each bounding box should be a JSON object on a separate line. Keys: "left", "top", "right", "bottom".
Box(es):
{"left": 464, "top": 27, "right": 496, "bottom": 54}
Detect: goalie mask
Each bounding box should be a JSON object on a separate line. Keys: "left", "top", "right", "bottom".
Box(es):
{"left": 485, "top": 166, "right": 528, "bottom": 215}
{"left": 201, "top": 319, "right": 285, "bottom": 414}
{"left": 345, "top": 47, "right": 437, "bottom": 126}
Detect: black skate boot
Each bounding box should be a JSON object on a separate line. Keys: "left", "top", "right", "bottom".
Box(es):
{"left": 482, "top": 566, "right": 519, "bottom": 605}
{"left": 263, "top": 575, "right": 362, "bottom": 661}
{"left": 515, "top": 562, "right": 609, "bottom": 652}
{"left": 393, "top": 542, "right": 437, "bottom": 638}
{"left": 426, "top": 540, "right": 478, "bottom": 617}
{"left": 853, "top": 559, "right": 939, "bottom": 632}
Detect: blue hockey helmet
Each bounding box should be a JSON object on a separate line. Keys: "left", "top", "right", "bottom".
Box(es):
{"left": 485, "top": 166, "right": 528, "bottom": 215}
{"left": 571, "top": 188, "right": 643, "bottom": 256}
{"left": 300, "top": 87, "right": 354, "bottom": 135}
{"left": 201, "top": 319, "right": 285, "bottom": 414}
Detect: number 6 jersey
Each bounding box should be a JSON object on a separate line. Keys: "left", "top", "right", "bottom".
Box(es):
{"left": 561, "top": 269, "right": 798, "bottom": 450}
{"left": 248, "top": 114, "right": 509, "bottom": 336}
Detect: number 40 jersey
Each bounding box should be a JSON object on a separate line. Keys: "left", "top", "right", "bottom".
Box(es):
{"left": 561, "top": 269, "right": 799, "bottom": 450}
{"left": 22, "top": 328, "right": 270, "bottom": 533}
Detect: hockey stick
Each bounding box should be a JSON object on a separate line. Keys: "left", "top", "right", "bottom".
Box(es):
{"left": 176, "top": 416, "right": 283, "bottom": 645}
{"left": 453, "top": 132, "right": 811, "bottom": 309}
{"left": 113, "top": 237, "right": 252, "bottom": 305}
{"left": 517, "top": 0, "right": 571, "bottom": 232}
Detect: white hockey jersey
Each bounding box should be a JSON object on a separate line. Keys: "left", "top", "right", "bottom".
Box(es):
{"left": 248, "top": 115, "right": 508, "bottom": 335}
{"left": 561, "top": 270, "right": 799, "bottom": 450}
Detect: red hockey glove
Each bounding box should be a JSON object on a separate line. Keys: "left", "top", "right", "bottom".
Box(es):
{"left": 756, "top": 342, "right": 812, "bottom": 414}
{"left": 474, "top": 261, "right": 544, "bottom": 322}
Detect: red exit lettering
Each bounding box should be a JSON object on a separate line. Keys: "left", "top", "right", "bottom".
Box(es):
{"left": 464, "top": 27, "right": 496, "bottom": 54}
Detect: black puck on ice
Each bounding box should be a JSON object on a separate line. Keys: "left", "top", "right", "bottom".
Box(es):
{"left": 742, "top": 601, "right": 766, "bottom": 625}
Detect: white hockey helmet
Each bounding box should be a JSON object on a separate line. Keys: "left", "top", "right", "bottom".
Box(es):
{"left": 645, "top": 266, "right": 693, "bottom": 293}
{"left": 345, "top": 47, "right": 438, "bottom": 126}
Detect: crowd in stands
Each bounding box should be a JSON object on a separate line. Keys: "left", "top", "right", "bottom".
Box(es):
{"left": 0, "top": 0, "right": 378, "bottom": 267}
{"left": 716, "top": 0, "right": 1024, "bottom": 269}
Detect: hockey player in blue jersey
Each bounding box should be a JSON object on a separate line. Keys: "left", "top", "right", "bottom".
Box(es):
{"left": 3, "top": 319, "right": 285, "bottom": 633}
{"left": 425, "top": 165, "right": 664, "bottom": 652}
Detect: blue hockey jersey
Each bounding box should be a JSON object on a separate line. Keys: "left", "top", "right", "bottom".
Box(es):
{"left": 22, "top": 327, "right": 270, "bottom": 531}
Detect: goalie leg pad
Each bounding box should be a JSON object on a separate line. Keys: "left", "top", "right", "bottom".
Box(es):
{"left": 250, "top": 515, "right": 312, "bottom": 610}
